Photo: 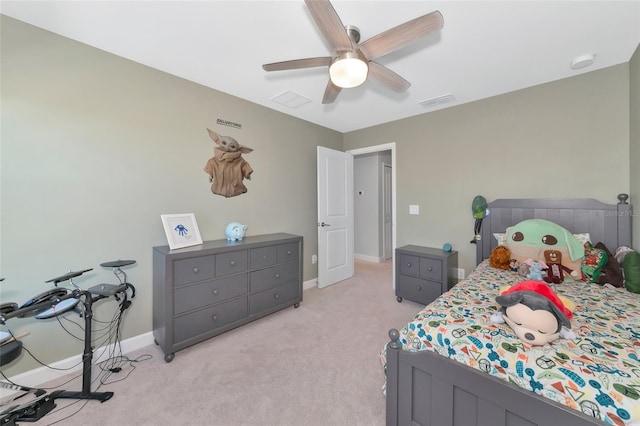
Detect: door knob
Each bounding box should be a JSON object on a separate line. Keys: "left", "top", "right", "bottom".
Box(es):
{"left": 319, "top": 222, "right": 331, "bottom": 227}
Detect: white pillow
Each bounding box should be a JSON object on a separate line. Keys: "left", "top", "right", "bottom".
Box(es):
{"left": 572, "top": 233, "right": 591, "bottom": 245}
{"left": 493, "top": 233, "right": 507, "bottom": 246}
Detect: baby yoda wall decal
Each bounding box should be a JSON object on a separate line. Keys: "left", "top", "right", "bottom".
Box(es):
{"left": 203, "top": 128, "right": 253, "bottom": 198}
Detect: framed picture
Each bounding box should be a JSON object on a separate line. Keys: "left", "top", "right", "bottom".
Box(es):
{"left": 161, "top": 213, "right": 203, "bottom": 250}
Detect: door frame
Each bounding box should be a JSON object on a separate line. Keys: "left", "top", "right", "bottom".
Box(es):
{"left": 382, "top": 162, "right": 393, "bottom": 260}
{"left": 347, "top": 143, "right": 396, "bottom": 288}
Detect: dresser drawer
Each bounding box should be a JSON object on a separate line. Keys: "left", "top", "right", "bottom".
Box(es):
{"left": 419, "top": 258, "right": 442, "bottom": 281}
{"left": 277, "top": 243, "right": 299, "bottom": 263}
{"left": 250, "top": 246, "right": 277, "bottom": 269}
{"left": 173, "top": 274, "right": 248, "bottom": 314}
{"left": 397, "top": 275, "right": 441, "bottom": 305}
{"left": 215, "top": 250, "right": 248, "bottom": 277}
{"left": 174, "top": 296, "right": 248, "bottom": 342}
{"left": 174, "top": 255, "right": 215, "bottom": 286}
{"left": 250, "top": 261, "right": 299, "bottom": 292}
{"left": 249, "top": 281, "right": 299, "bottom": 315}
{"left": 399, "top": 254, "right": 420, "bottom": 277}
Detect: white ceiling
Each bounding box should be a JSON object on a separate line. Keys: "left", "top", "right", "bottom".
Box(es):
{"left": 2, "top": 1, "right": 640, "bottom": 133}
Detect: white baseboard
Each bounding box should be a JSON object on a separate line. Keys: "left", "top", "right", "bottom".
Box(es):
{"left": 1, "top": 332, "right": 154, "bottom": 397}
{"left": 303, "top": 278, "right": 317, "bottom": 290}
{"left": 354, "top": 253, "right": 383, "bottom": 263}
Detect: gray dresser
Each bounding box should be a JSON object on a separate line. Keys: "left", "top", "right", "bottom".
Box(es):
{"left": 395, "top": 245, "right": 458, "bottom": 305}
{"left": 153, "top": 233, "right": 302, "bottom": 362}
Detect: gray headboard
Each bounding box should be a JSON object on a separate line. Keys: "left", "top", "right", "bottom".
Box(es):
{"left": 476, "top": 193, "right": 632, "bottom": 265}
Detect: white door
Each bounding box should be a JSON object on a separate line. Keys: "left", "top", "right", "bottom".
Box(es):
{"left": 382, "top": 163, "right": 393, "bottom": 260}
{"left": 317, "top": 146, "right": 354, "bottom": 288}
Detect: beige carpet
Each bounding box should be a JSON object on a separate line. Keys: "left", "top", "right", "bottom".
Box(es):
{"left": 7, "top": 259, "right": 422, "bottom": 426}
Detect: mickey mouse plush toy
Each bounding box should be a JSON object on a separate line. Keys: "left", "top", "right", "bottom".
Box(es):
{"left": 491, "top": 280, "right": 576, "bottom": 346}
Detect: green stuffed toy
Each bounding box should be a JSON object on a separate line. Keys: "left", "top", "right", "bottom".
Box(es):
{"left": 622, "top": 250, "right": 640, "bottom": 294}
{"left": 581, "top": 242, "right": 608, "bottom": 283}
{"left": 505, "top": 219, "right": 584, "bottom": 278}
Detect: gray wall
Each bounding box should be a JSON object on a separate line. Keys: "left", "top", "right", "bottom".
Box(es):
{"left": 631, "top": 44, "right": 640, "bottom": 248}
{"left": 0, "top": 16, "right": 342, "bottom": 376}
{"left": 344, "top": 64, "right": 632, "bottom": 274}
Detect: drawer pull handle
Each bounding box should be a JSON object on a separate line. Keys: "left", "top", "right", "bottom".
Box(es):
{"left": 417, "top": 285, "right": 422, "bottom": 291}
{"left": 212, "top": 289, "right": 219, "bottom": 296}
{"left": 193, "top": 267, "right": 199, "bottom": 274}
{"left": 407, "top": 263, "right": 411, "bottom": 268}
{"left": 212, "top": 315, "right": 218, "bottom": 322}
{"left": 274, "top": 293, "right": 280, "bottom": 300}
{"left": 275, "top": 273, "right": 280, "bottom": 279}
{"left": 428, "top": 267, "right": 433, "bottom": 271}
{"left": 230, "top": 260, "right": 236, "bottom": 266}
{"left": 286, "top": 250, "right": 291, "bottom": 255}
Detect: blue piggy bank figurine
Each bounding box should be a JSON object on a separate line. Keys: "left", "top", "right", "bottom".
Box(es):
{"left": 225, "top": 222, "right": 247, "bottom": 241}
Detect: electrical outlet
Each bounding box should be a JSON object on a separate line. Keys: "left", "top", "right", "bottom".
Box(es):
{"left": 312, "top": 254, "right": 318, "bottom": 264}
{"left": 409, "top": 205, "right": 419, "bottom": 215}
{"left": 457, "top": 268, "right": 465, "bottom": 280}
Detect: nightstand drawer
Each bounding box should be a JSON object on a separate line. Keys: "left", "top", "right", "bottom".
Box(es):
{"left": 215, "top": 250, "right": 248, "bottom": 276}
{"left": 399, "top": 254, "right": 420, "bottom": 276}
{"left": 249, "top": 281, "right": 299, "bottom": 314}
{"left": 397, "top": 275, "right": 441, "bottom": 305}
{"left": 173, "top": 274, "right": 248, "bottom": 314}
{"left": 174, "top": 255, "right": 215, "bottom": 287}
{"left": 174, "top": 296, "right": 248, "bottom": 342}
{"left": 419, "top": 258, "right": 442, "bottom": 281}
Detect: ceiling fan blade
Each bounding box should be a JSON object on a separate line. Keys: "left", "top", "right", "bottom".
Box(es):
{"left": 367, "top": 62, "right": 411, "bottom": 92}
{"left": 359, "top": 10, "right": 444, "bottom": 60}
{"left": 322, "top": 80, "right": 342, "bottom": 104}
{"left": 304, "top": 0, "right": 354, "bottom": 52}
{"left": 263, "top": 57, "right": 331, "bottom": 72}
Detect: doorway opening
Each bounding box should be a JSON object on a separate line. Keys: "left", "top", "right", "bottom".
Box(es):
{"left": 348, "top": 143, "right": 396, "bottom": 288}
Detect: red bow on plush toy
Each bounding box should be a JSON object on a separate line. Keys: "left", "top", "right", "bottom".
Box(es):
{"left": 490, "top": 280, "right": 576, "bottom": 346}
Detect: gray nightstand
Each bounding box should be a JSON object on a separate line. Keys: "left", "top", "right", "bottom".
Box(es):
{"left": 395, "top": 245, "right": 458, "bottom": 305}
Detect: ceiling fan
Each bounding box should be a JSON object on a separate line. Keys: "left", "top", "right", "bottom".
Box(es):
{"left": 262, "top": 0, "right": 444, "bottom": 104}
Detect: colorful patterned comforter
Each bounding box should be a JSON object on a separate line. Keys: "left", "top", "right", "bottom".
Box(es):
{"left": 392, "top": 261, "right": 640, "bottom": 425}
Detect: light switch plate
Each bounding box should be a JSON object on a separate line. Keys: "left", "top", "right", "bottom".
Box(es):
{"left": 409, "top": 205, "right": 419, "bottom": 215}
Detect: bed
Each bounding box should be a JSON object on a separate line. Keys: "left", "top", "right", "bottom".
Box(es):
{"left": 384, "top": 194, "right": 638, "bottom": 426}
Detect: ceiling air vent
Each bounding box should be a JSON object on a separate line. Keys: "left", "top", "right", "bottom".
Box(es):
{"left": 270, "top": 90, "right": 312, "bottom": 108}
{"left": 419, "top": 93, "right": 455, "bottom": 108}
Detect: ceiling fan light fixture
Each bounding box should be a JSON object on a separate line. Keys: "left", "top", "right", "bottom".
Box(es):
{"left": 329, "top": 52, "right": 368, "bottom": 88}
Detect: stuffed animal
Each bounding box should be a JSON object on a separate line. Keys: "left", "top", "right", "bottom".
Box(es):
{"left": 543, "top": 250, "right": 577, "bottom": 283}
{"left": 490, "top": 280, "right": 576, "bottom": 346}
{"left": 509, "top": 258, "right": 519, "bottom": 273}
{"left": 525, "top": 259, "right": 547, "bottom": 281}
{"left": 505, "top": 219, "right": 584, "bottom": 276}
{"left": 594, "top": 242, "right": 624, "bottom": 287}
{"left": 582, "top": 242, "right": 608, "bottom": 283}
{"left": 489, "top": 246, "right": 511, "bottom": 270}
{"left": 517, "top": 261, "right": 530, "bottom": 277}
{"left": 203, "top": 129, "right": 254, "bottom": 198}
